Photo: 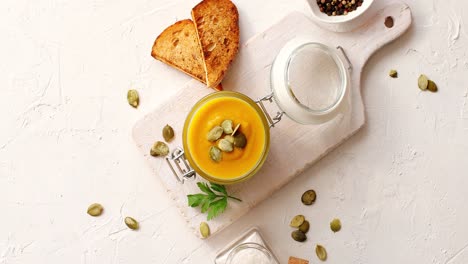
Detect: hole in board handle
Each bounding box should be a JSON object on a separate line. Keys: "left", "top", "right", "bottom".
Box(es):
{"left": 385, "top": 16, "right": 394, "bottom": 28}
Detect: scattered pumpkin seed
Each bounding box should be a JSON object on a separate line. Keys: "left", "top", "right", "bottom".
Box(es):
{"left": 207, "top": 126, "right": 224, "bottom": 142}
{"left": 221, "top": 120, "right": 233, "bottom": 134}
{"left": 150, "top": 141, "right": 169, "bottom": 157}
{"left": 163, "top": 125, "right": 175, "bottom": 142}
{"left": 291, "top": 230, "right": 307, "bottom": 242}
{"left": 330, "top": 218, "right": 342, "bottom": 232}
{"left": 87, "top": 203, "right": 103, "bottom": 217}
{"left": 418, "top": 74, "right": 429, "bottom": 91}
{"left": 224, "top": 135, "right": 235, "bottom": 144}
{"left": 233, "top": 132, "right": 247, "bottom": 148}
{"left": 218, "top": 138, "right": 233, "bottom": 152}
{"left": 299, "top": 220, "right": 310, "bottom": 233}
{"left": 315, "top": 245, "right": 327, "bottom": 261}
{"left": 301, "top": 190, "right": 317, "bottom": 205}
{"left": 389, "top": 69, "right": 398, "bottom": 78}
{"left": 199, "top": 222, "right": 210, "bottom": 238}
{"left": 124, "top": 217, "right": 139, "bottom": 230}
{"left": 231, "top": 123, "right": 241, "bottom": 135}
{"left": 127, "top": 89, "right": 139, "bottom": 108}
{"left": 427, "top": 80, "right": 438, "bottom": 92}
{"left": 290, "top": 215, "right": 305, "bottom": 228}
{"left": 209, "top": 146, "right": 222, "bottom": 162}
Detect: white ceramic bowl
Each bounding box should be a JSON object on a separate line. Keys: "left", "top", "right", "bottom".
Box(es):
{"left": 308, "top": 0, "right": 374, "bottom": 24}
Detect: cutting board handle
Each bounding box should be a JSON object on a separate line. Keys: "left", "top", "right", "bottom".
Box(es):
{"left": 356, "top": 3, "right": 412, "bottom": 66}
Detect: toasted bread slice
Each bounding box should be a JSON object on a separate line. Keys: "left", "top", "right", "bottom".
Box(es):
{"left": 151, "top": 19, "right": 222, "bottom": 91}
{"left": 191, "top": 0, "right": 239, "bottom": 88}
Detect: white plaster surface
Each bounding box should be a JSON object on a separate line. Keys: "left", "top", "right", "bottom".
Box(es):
{"left": 1, "top": 0, "right": 468, "bottom": 263}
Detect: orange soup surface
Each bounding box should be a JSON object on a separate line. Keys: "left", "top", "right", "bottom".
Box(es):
{"left": 187, "top": 96, "right": 267, "bottom": 180}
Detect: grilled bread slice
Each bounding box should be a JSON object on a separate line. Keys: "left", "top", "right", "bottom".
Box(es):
{"left": 191, "top": 0, "right": 239, "bottom": 88}
{"left": 151, "top": 19, "right": 222, "bottom": 90}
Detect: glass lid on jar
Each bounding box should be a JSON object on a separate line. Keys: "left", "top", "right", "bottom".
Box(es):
{"left": 270, "top": 38, "right": 349, "bottom": 125}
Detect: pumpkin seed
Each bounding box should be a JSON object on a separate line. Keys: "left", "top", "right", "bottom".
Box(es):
{"left": 124, "top": 217, "right": 139, "bottom": 230}
{"left": 199, "top": 222, "right": 210, "bottom": 238}
{"left": 127, "top": 89, "right": 139, "bottom": 108}
{"left": 87, "top": 203, "right": 103, "bottom": 217}
{"left": 427, "top": 80, "right": 438, "bottom": 92}
{"left": 163, "top": 125, "right": 174, "bottom": 142}
{"left": 221, "top": 120, "right": 233, "bottom": 134}
{"left": 233, "top": 132, "right": 247, "bottom": 148}
{"left": 301, "top": 190, "right": 316, "bottom": 205}
{"left": 291, "top": 230, "right": 307, "bottom": 242}
{"left": 330, "top": 218, "right": 341, "bottom": 232}
{"left": 418, "top": 74, "right": 429, "bottom": 91}
{"left": 209, "top": 146, "right": 222, "bottom": 162}
{"left": 299, "top": 220, "right": 310, "bottom": 233}
{"left": 218, "top": 139, "right": 233, "bottom": 152}
{"left": 316, "top": 245, "right": 327, "bottom": 261}
{"left": 224, "top": 135, "right": 235, "bottom": 144}
{"left": 231, "top": 123, "right": 241, "bottom": 135}
{"left": 290, "top": 215, "right": 305, "bottom": 228}
{"left": 207, "top": 126, "right": 224, "bottom": 142}
{"left": 389, "top": 69, "right": 398, "bottom": 78}
{"left": 150, "top": 141, "right": 169, "bottom": 157}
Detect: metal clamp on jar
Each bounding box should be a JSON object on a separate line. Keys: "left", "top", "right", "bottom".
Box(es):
{"left": 166, "top": 37, "right": 352, "bottom": 185}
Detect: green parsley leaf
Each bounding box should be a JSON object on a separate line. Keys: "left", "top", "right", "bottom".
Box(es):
{"left": 210, "top": 183, "right": 227, "bottom": 195}
{"left": 197, "top": 182, "right": 215, "bottom": 195}
{"left": 187, "top": 182, "right": 241, "bottom": 221}
{"left": 187, "top": 194, "right": 206, "bottom": 207}
{"left": 207, "top": 197, "right": 227, "bottom": 221}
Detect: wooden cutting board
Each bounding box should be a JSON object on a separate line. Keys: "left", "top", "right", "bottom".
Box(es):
{"left": 133, "top": 3, "right": 411, "bottom": 238}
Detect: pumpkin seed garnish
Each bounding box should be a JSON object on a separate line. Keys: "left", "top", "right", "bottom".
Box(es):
{"left": 418, "top": 74, "right": 429, "bottom": 91}
{"left": 427, "top": 80, "right": 438, "bottom": 92}
{"left": 301, "top": 190, "right": 316, "bottom": 205}
{"left": 209, "top": 146, "right": 222, "bottom": 162}
{"left": 150, "top": 141, "right": 169, "bottom": 157}
{"left": 87, "top": 203, "right": 103, "bottom": 217}
{"left": 163, "top": 125, "right": 174, "bottom": 142}
{"left": 221, "top": 120, "right": 233, "bottom": 134}
{"left": 299, "top": 220, "right": 310, "bottom": 233}
{"left": 291, "top": 230, "right": 307, "bottom": 242}
{"left": 207, "top": 126, "right": 224, "bottom": 142}
{"left": 330, "top": 218, "right": 341, "bottom": 232}
{"left": 389, "top": 69, "right": 398, "bottom": 78}
{"left": 127, "top": 89, "right": 139, "bottom": 108}
{"left": 124, "top": 216, "right": 139, "bottom": 230}
{"left": 199, "top": 222, "right": 210, "bottom": 238}
{"left": 290, "top": 215, "right": 305, "bottom": 228}
{"left": 224, "top": 135, "right": 235, "bottom": 144}
{"left": 315, "top": 245, "right": 327, "bottom": 261}
{"left": 231, "top": 123, "right": 241, "bottom": 135}
{"left": 218, "top": 138, "right": 233, "bottom": 152}
{"left": 233, "top": 132, "right": 247, "bottom": 148}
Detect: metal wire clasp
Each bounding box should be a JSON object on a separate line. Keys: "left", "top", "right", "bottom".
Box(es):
{"left": 165, "top": 147, "right": 196, "bottom": 184}
{"left": 336, "top": 46, "right": 352, "bottom": 72}
{"left": 256, "top": 93, "right": 284, "bottom": 128}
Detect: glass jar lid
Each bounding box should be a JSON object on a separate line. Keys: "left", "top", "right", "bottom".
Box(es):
{"left": 270, "top": 38, "right": 349, "bottom": 124}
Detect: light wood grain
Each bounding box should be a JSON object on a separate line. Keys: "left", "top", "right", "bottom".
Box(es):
{"left": 133, "top": 3, "right": 411, "bottom": 238}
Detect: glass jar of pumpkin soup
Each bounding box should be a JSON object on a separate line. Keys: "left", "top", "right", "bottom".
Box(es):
{"left": 182, "top": 91, "right": 271, "bottom": 184}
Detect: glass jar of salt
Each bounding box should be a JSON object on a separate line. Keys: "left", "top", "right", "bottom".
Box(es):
{"left": 214, "top": 228, "right": 279, "bottom": 264}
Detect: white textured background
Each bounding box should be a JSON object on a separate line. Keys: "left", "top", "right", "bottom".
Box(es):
{"left": 1, "top": 0, "right": 468, "bottom": 263}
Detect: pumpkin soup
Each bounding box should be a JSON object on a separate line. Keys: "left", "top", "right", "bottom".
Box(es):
{"left": 185, "top": 94, "right": 268, "bottom": 180}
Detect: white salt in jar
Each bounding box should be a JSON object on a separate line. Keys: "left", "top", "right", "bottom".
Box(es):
{"left": 226, "top": 243, "right": 275, "bottom": 264}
